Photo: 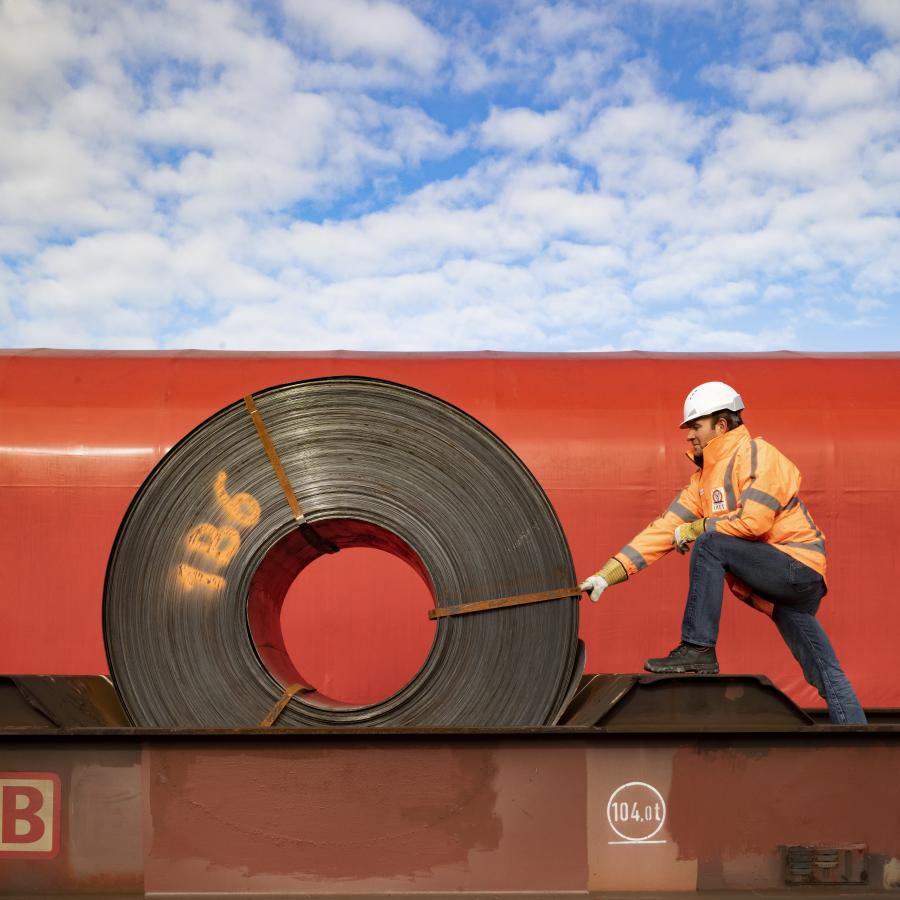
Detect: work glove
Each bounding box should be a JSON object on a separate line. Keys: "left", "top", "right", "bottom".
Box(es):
{"left": 579, "top": 558, "right": 628, "bottom": 602}
{"left": 579, "top": 574, "right": 609, "bottom": 602}
{"left": 673, "top": 518, "right": 706, "bottom": 554}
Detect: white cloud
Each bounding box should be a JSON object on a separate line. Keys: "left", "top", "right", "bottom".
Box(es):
{"left": 544, "top": 49, "right": 621, "bottom": 97}
{"left": 727, "top": 57, "right": 888, "bottom": 115}
{"left": 481, "top": 107, "right": 572, "bottom": 152}
{"left": 0, "top": 0, "right": 461, "bottom": 248}
{"left": 762, "top": 284, "right": 794, "bottom": 304}
{"left": 450, "top": 45, "right": 496, "bottom": 93}
{"left": 705, "top": 112, "right": 864, "bottom": 187}
{"left": 762, "top": 31, "right": 809, "bottom": 65}
{"left": 251, "top": 160, "right": 627, "bottom": 288}
{"left": 282, "top": 0, "right": 446, "bottom": 75}
{"left": 532, "top": 2, "right": 614, "bottom": 44}
{"left": 501, "top": 181, "right": 624, "bottom": 243}
{"left": 0, "top": 0, "right": 80, "bottom": 104}
{"left": 28, "top": 232, "right": 175, "bottom": 314}
{"left": 449, "top": 1, "right": 628, "bottom": 97}
{"left": 623, "top": 312, "right": 795, "bottom": 353}
{"left": 698, "top": 280, "right": 758, "bottom": 308}
{"left": 170, "top": 250, "right": 636, "bottom": 353}
{"left": 570, "top": 98, "right": 711, "bottom": 191}
{"left": 856, "top": 0, "right": 900, "bottom": 38}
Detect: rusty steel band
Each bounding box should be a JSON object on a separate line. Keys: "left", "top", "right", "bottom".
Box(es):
{"left": 243, "top": 394, "right": 305, "bottom": 523}
{"left": 259, "top": 682, "right": 315, "bottom": 727}
{"left": 243, "top": 394, "right": 338, "bottom": 555}
{"left": 429, "top": 586, "right": 581, "bottom": 620}
{"left": 104, "top": 376, "right": 580, "bottom": 728}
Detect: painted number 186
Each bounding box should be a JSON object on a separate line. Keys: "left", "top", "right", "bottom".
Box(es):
{"left": 177, "top": 470, "right": 261, "bottom": 592}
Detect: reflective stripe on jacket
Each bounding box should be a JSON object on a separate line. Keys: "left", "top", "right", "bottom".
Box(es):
{"left": 613, "top": 425, "right": 826, "bottom": 615}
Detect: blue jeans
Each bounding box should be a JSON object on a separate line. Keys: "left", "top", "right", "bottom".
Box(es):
{"left": 681, "top": 532, "right": 867, "bottom": 725}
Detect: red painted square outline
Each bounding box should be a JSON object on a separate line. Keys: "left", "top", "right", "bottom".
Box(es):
{"left": 0, "top": 771, "right": 61, "bottom": 859}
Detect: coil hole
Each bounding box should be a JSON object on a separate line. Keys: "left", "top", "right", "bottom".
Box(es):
{"left": 247, "top": 519, "right": 436, "bottom": 708}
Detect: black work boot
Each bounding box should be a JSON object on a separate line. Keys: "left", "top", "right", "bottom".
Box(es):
{"left": 644, "top": 642, "right": 719, "bottom": 674}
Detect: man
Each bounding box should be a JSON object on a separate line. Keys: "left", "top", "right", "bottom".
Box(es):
{"left": 579, "top": 381, "right": 866, "bottom": 725}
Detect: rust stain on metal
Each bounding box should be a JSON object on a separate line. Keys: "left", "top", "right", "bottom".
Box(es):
{"left": 667, "top": 744, "right": 900, "bottom": 861}
{"left": 68, "top": 762, "right": 143, "bottom": 880}
{"left": 147, "top": 743, "right": 502, "bottom": 880}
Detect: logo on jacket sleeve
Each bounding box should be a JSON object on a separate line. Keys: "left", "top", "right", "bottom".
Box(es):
{"left": 711, "top": 487, "right": 727, "bottom": 513}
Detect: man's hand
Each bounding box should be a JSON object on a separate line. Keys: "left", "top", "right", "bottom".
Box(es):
{"left": 579, "top": 558, "right": 627, "bottom": 601}
{"left": 579, "top": 574, "right": 609, "bottom": 602}
{"left": 673, "top": 518, "right": 706, "bottom": 553}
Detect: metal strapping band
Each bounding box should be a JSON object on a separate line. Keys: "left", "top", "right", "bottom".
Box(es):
{"left": 620, "top": 544, "right": 648, "bottom": 571}
{"left": 429, "top": 586, "right": 580, "bottom": 620}
{"left": 244, "top": 394, "right": 339, "bottom": 555}
{"left": 259, "top": 682, "right": 315, "bottom": 727}
{"left": 744, "top": 487, "right": 781, "bottom": 511}
{"left": 667, "top": 498, "right": 694, "bottom": 522}
{"left": 244, "top": 394, "right": 304, "bottom": 522}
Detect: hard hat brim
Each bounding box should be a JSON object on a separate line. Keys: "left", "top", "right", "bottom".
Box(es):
{"left": 680, "top": 395, "right": 744, "bottom": 428}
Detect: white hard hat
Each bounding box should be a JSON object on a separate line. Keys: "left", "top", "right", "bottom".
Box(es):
{"left": 680, "top": 381, "right": 744, "bottom": 427}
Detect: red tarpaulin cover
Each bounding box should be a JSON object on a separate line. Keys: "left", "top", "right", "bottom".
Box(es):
{"left": 1, "top": 350, "right": 895, "bottom": 711}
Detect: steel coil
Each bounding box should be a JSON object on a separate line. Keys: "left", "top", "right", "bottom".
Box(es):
{"left": 104, "top": 377, "right": 580, "bottom": 727}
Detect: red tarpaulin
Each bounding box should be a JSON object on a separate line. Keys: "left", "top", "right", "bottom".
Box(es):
{"left": 1, "top": 350, "right": 895, "bottom": 711}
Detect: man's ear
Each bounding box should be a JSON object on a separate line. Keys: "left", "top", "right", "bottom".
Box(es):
{"left": 715, "top": 417, "right": 728, "bottom": 435}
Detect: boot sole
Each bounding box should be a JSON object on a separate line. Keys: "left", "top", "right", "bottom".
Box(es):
{"left": 644, "top": 663, "right": 719, "bottom": 674}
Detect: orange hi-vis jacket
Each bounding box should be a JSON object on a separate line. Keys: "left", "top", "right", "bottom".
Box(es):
{"left": 612, "top": 425, "right": 826, "bottom": 615}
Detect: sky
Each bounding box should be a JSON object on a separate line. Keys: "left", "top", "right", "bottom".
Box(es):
{"left": 1, "top": 0, "right": 899, "bottom": 352}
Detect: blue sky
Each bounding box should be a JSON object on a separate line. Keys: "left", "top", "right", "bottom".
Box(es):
{"left": 1, "top": 0, "right": 899, "bottom": 351}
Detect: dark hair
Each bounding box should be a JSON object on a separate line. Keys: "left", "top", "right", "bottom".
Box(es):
{"left": 710, "top": 409, "right": 743, "bottom": 430}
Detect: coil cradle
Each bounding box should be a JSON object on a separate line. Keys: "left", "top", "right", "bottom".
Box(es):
{"left": 104, "top": 377, "right": 580, "bottom": 727}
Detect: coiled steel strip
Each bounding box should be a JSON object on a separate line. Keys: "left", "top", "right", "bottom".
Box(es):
{"left": 104, "top": 377, "right": 579, "bottom": 727}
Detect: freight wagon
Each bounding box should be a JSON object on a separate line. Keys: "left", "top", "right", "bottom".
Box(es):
{"left": 1, "top": 350, "right": 898, "bottom": 897}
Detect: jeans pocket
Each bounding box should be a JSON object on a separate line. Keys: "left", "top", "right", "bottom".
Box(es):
{"left": 788, "top": 559, "right": 824, "bottom": 602}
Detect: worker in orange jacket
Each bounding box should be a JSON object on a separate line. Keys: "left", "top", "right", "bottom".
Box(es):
{"left": 579, "top": 381, "right": 866, "bottom": 725}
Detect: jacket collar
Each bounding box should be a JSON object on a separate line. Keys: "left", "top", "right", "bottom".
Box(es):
{"left": 692, "top": 424, "right": 751, "bottom": 467}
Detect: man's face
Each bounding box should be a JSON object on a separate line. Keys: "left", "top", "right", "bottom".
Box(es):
{"left": 684, "top": 415, "right": 725, "bottom": 455}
